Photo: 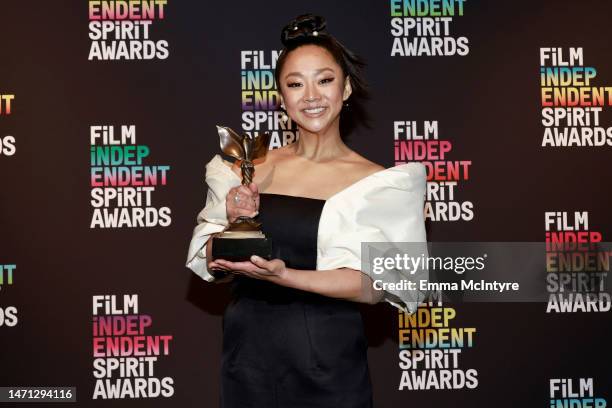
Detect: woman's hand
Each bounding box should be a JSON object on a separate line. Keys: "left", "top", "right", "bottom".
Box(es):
{"left": 226, "top": 182, "right": 260, "bottom": 223}
{"left": 209, "top": 256, "right": 288, "bottom": 282}
{"left": 209, "top": 257, "right": 380, "bottom": 304}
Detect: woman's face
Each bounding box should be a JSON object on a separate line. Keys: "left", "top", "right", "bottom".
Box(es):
{"left": 278, "top": 44, "right": 352, "bottom": 135}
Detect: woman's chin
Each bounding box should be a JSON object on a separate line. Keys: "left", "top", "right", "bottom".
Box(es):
{"left": 299, "top": 124, "right": 325, "bottom": 134}
{"left": 294, "top": 116, "right": 338, "bottom": 135}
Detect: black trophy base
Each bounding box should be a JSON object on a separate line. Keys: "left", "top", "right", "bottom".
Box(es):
{"left": 212, "top": 237, "right": 272, "bottom": 262}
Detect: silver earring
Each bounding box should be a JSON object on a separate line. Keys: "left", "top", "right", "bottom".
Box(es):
{"left": 280, "top": 104, "right": 289, "bottom": 122}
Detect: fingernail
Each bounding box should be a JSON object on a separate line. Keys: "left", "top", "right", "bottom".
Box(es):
{"left": 251, "top": 255, "right": 260, "bottom": 262}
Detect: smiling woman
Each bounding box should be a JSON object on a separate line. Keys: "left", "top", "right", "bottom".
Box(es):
{"left": 274, "top": 14, "right": 370, "bottom": 139}
{"left": 186, "top": 13, "right": 428, "bottom": 408}
{"left": 279, "top": 46, "right": 350, "bottom": 137}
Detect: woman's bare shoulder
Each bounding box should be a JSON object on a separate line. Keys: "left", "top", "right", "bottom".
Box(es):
{"left": 342, "top": 151, "right": 384, "bottom": 177}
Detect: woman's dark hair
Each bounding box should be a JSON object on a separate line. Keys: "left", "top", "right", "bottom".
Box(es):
{"left": 275, "top": 14, "right": 370, "bottom": 138}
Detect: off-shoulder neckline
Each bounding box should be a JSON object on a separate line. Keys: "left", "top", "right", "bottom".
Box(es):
{"left": 212, "top": 154, "right": 411, "bottom": 202}
{"left": 259, "top": 192, "right": 326, "bottom": 202}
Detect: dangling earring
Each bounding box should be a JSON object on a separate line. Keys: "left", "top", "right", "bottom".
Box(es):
{"left": 280, "top": 104, "right": 289, "bottom": 123}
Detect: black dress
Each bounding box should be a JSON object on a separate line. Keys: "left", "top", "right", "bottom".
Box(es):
{"left": 221, "top": 194, "right": 373, "bottom": 408}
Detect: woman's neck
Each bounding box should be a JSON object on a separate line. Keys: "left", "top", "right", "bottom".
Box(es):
{"left": 292, "top": 124, "right": 350, "bottom": 162}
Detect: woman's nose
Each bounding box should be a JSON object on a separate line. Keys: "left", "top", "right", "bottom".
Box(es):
{"left": 303, "top": 84, "right": 320, "bottom": 102}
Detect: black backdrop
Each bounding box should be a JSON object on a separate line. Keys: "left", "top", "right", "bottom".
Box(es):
{"left": 1, "top": 1, "right": 611, "bottom": 406}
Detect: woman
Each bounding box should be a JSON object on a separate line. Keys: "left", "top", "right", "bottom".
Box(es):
{"left": 187, "top": 14, "right": 427, "bottom": 408}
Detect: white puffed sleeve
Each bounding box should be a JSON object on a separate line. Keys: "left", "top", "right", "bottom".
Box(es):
{"left": 317, "top": 163, "right": 429, "bottom": 314}
{"left": 186, "top": 154, "right": 241, "bottom": 281}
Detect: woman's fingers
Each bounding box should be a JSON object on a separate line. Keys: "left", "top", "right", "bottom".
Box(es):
{"left": 208, "top": 261, "right": 229, "bottom": 271}
{"left": 213, "top": 257, "right": 285, "bottom": 282}
{"left": 226, "top": 183, "right": 260, "bottom": 223}
{"left": 230, "top": 186, "right": 257, "bottom": 209}
{"left": 215, "top": 259, "right": 268, "bottom": 277}
{"left": 249, "top": 182, "right": 260, "bottom": 209}
{"left": 237, "top": 185, "right": 258, "bottom": 209}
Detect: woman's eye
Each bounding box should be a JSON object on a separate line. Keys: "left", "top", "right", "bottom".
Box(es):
{"left": 319, "top": 77, "right": 335, "bottom": 84}
{"left": 287, "top": 82, "right": 302, "bottom": 88}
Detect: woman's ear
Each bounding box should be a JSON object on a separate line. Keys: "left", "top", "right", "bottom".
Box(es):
{"left": 279, "top": 95, "right": 285, "bottom": 109}
{"left": 342, "top": 75, "right": 353, "bottom": 101}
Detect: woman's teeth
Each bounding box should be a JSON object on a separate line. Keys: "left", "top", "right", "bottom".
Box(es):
{"left": 304, "top": 107, "right": 325, "bottom": 114}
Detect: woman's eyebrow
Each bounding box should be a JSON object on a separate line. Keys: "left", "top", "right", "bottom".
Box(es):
{"left": 284, "top": 67, "right": 335, "bottom": 79}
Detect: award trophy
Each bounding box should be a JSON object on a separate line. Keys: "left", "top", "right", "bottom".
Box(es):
{"left": 211, "top": 125, "right": 273, "bottom": 265}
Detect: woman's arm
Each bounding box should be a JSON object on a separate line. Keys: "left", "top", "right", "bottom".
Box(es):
{"left": 205, "top": 234, "right": 216, "bottom": 260}
{"left": 210, "top": 256, "right": 384, "bottom": 304}
{"left": 281, "top": 266, "right": 384, "bottom": 304}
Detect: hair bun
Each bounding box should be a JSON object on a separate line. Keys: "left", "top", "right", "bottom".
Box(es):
{"left": 280, "top": 14, "right": 327, "bottom": 46}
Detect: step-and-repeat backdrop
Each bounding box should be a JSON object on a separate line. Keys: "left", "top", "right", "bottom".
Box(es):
{"left": 1, "top": 1, "right": 610, "bottom": 406}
